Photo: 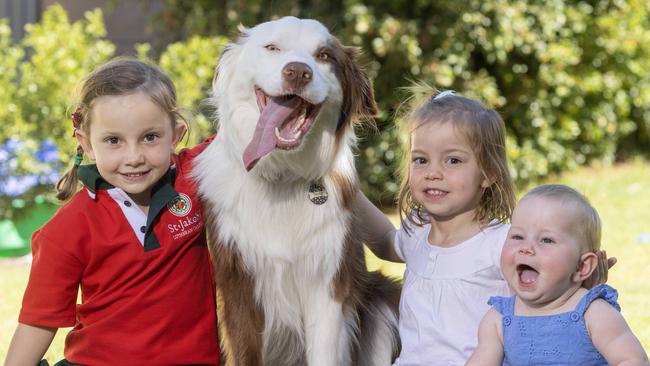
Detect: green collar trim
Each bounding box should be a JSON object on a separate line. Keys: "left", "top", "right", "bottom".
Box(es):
{"left": 143, "top": 170, "right": 178, "bottom": 251}
{"left": 77, "top": 165, "right": 114, "bottom": 191}
{"left": 77, "top": 164, "right": 179, "bottom": 252}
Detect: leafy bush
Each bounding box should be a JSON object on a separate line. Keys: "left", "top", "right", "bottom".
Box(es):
{"left": 0, "top": 5, "right": 114, "bottom": 220}
{"left": 151, "top": 0, "right": 650, "bottom": 203}
{"left": 156, "top": 35, "right": 229, "bottom": 143}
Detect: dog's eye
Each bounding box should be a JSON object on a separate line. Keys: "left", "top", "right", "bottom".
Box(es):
{"left": 264, "top": 44, "right": 280, "bottom": 52}
{"left": 317, "top": 51, "right": 331, "bottom": 61}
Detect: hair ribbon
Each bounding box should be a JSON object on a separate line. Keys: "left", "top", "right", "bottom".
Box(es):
{"left": 433, "top": 90, "right": 456, "bottom": 100}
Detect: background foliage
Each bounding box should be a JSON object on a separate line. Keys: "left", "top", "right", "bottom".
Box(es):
{"left": 0, "top": 6, "right": 114, "bottom": 219}
{"left": 1, "top": 1, "right": 649, "bottom": 218}
{"left": 148, "top": 0, "right": 650, "bottom": 203}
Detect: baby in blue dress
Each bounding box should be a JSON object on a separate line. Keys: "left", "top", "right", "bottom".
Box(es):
{"left": 467, "top": 184, "right": 648, "bottom": 366}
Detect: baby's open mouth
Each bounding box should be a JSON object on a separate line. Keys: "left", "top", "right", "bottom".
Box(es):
{"left": 516, "top": 264, "right": 539, "bottom": 285}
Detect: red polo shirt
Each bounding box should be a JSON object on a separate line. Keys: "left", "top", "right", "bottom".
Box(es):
{"left": 19, "top": 138, "right": 220, "bottom": 365}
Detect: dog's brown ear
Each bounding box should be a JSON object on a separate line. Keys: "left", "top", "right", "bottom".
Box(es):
{"left": 337, "top": 46, "right": 378, "bottom": 129}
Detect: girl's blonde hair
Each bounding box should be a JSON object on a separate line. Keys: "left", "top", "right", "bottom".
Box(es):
{"left": 522, "top": 184, "right": 601, "bottom": 252}
{"left": 397, "top": 87, "right": 516, "bottom": 233}
{"left": 56, "top": 58, "right": 186, "bottom": 201}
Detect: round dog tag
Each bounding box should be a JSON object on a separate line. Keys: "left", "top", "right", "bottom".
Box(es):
{"left": 308, "top": 181, "right": 328, "bottom": 205}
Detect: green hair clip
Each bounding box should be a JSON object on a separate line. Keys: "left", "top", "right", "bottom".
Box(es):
{"left": 74, "top": 153, "right": 83, "bottom": 167}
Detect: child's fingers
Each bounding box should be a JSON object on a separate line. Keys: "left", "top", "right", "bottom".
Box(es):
{"left": 584, "top": 250, "right": 610, "bottom": 288}
{"left": 594, "top": 250, "right": 609, "bottom": 286}
{"left": 607, "top": 256, "right": 617, "bottom": 269}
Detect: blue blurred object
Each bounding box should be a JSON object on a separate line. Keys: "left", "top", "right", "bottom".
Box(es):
{"left": 36, "top": 139, "right": 59, "bottom": 163}
{"left": 0, "top": 138, "right": 60, "bottom": 197}
{"left": 4, "top": 137, "right": 20, "bottom": 154}
{"left": 0, "top": 137, "right": 61, "bottom": 256}
{"left": 637, "top": 232, "right": 649, "bottom": 245}
{"left": 3, "top": 175, "right": 39, "bottom": 196}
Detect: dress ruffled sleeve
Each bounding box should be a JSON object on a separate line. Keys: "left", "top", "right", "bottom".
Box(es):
{"left": 488, "top": 295, "right": 514, "bottom": 316}
{"left": 577, "top": 283, "right": 621, "bottom": 314}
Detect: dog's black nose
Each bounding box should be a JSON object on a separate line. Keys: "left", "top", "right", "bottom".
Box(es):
{"left": 282, "top": 62, "right": 313, "bottom": 91}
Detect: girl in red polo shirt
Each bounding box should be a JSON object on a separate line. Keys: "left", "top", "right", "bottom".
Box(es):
{"left": 5, "top": 58, "right": 220, "bottom": 365}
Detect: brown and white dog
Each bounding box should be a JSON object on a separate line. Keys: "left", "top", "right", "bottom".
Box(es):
{"left": 194, "top": 17, "right": 401, "bottom": 366}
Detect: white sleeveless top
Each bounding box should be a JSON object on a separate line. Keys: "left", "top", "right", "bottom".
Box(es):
{"left": 392, "top": 222, "right": 510, "bottom": 366}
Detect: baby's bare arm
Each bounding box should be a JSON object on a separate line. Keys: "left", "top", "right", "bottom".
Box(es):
{"left": 466, "top": 309, "right": 504, "bottom": 366}
{"left": 4, "top": 323, "right": 57, "bottom": 366}
{"left": 587, "top": 299, "right": 649, "bottom": 366}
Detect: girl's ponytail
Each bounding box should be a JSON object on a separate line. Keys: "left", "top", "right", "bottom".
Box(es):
{"left": 55, "top": 145, "right": 84, "bottom": 201}
{"left": 56, "top": 103, "right": 87, "bottom": 201}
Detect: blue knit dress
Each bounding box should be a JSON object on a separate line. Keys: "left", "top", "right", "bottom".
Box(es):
{"left": 489, "top": 284, "right": 619, "bottom": 366}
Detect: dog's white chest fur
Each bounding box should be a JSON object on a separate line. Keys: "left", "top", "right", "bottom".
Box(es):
{"left": 199, "top": 139, "right": 348, "bottom": 309}
{"left": 203, "top": 138, "right": 349, "bottom": 259}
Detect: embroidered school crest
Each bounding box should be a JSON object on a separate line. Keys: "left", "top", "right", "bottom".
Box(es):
{"left": 168, "top": 193, "right": 192, "bottom": 217}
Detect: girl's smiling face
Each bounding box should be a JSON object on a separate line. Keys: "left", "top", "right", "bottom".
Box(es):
{"left": 408, "top": 121, "right": 489, "bottom": 223}
{"left": 76, "top": 91, "right": 185, "bottom": 208}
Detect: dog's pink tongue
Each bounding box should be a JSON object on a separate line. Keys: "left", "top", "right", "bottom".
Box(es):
{"left": 243, "top": 96, "right": 302, "bottom": 171}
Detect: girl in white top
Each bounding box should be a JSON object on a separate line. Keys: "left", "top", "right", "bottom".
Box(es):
{"left": 354, "top": 88, "right": 516, "bottom": 365}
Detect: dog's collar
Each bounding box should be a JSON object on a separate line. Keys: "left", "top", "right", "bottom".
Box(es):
{"left": 308, "top": 180, "right": 328, "bottom": 205}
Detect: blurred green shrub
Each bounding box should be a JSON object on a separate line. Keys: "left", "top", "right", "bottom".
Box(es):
{"left": 156, "top": 35, "right": 229, "bottom": 144}
{"left": 0, "top": 5, "right": 114, "bottom": 220}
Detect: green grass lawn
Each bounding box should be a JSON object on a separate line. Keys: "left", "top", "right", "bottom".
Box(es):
{"left": 2, "top": 159, "right": 649, "bottom": 361}
{"left": 0, "top": 262, "right": 70, "bottom": 361}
